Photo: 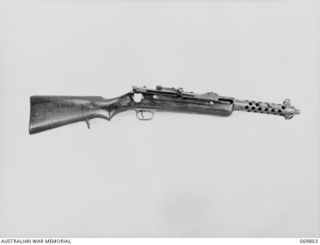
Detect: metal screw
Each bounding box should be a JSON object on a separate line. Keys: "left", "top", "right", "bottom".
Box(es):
{"left": 283, "top": 99, "right": 291, "bottom": 106}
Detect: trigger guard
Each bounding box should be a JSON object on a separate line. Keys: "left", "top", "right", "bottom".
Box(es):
{"left": 135, "top": 109, "right": 154, "bottom": 121}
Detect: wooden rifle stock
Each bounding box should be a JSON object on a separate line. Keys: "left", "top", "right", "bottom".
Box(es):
{"left": 29, "top": 95, "right": 132, "bottom": 134}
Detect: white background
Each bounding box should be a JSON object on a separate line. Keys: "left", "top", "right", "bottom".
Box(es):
{"left": 0, "top": 0, "right": 319, "bottom": 237}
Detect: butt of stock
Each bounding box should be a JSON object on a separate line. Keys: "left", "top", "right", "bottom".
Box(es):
{"left": 29, "top": 96, "right": 110, "bottom": 134}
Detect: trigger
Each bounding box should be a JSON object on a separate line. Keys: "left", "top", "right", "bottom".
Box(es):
{"left": 85, "top": 119, "right": 90, "bottom": 129}
{"left": 135, "top": 109, "right": 154, "bottom": 120}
